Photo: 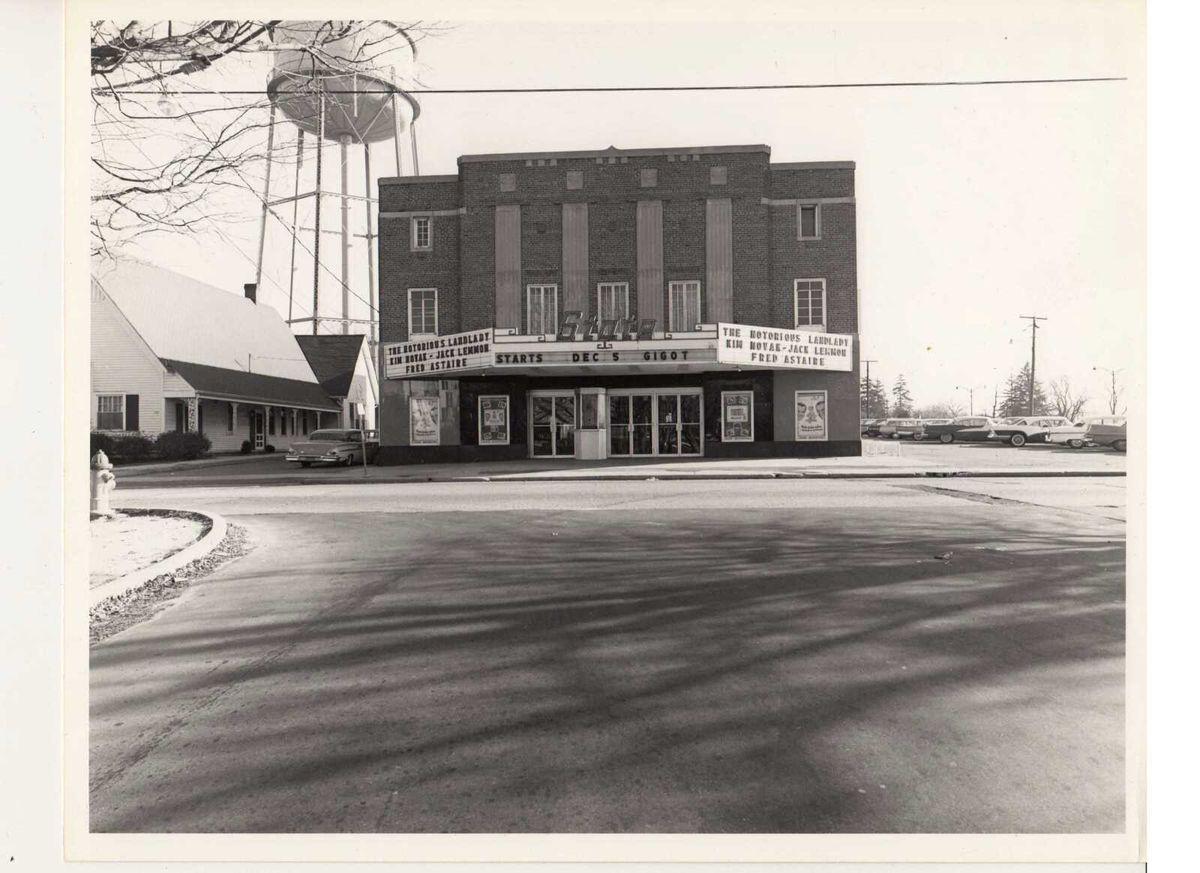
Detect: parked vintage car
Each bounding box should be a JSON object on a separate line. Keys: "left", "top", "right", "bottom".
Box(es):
{"left": 285, "top": 429, "right": 379, "bottom": 467}
{"left": 988, "top": 416, "right": 1077, "bottom": 447}
{"left": 878, "top": 418, "right": 921, "bottom": 439}
{"left": 911, "top": 418, "right": 953, "bottom": 441}
{"left": 1084, "top": 416, "right": 1127, "bottom": 452}
{"left": 1043, "top": 421, "right": 1090, "bottom": 449}
{"left": 923, "top": 416, "right": 1000, "bottom": 443}
{"left": 862, "top": 418, "right": 888, "bottom": 437}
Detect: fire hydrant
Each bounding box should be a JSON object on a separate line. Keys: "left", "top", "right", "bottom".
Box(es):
{"left": 90, "top": 450, "right": 117, "bottom": 518}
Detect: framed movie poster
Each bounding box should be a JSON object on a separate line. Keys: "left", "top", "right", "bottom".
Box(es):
{"left": 795, "top": 390, "right": 828, "bottom": 441}
{"left": 721, "top": 390, "right": 753, "bottom": 442}
{"left": 409, "top": 395, "right": 440, "bottom": 445}
{"left": 478, "top": 395, "right": 510, "bottom": 445}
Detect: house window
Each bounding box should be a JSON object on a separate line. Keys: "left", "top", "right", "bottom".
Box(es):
{"left": 798, "top": 204, "right": 820, "bottom": 240}
{"left": 408, "top": 288, "right": 438, "bottom": 339}
{"left": 668, "top": 281, "right": 702, "bottom": 332}
{"left": 640, "top": 168, "right": 657, "bottom": 188}
{"left": 710, "top": 166, "right": 728, "bottom": 185}
{"left": 411, "top": 216, "right": 432, "bottom": 251}
{"left": 794, "top": 279, "right": 827, "bottom": 331}
{"left": 597, "top": 282, "right": 630, "bottom": 321}
{"left": 227, "top": 402, "right": 234, "bottom": 431}
{"left": 499, "top": 173, "right": 516, "bottom": 192}
{"left": 565, "top": 170, "right": 583, "bottom": 190}
{"left": 96, "top": 394, "right": 124, "bottom": 430}
{"left": 527, "top": 284, "right": 559, "bottom": 335}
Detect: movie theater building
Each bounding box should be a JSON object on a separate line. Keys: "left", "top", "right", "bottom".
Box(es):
{"left": 376, "top": 144, "right": 859, "bottom": 463}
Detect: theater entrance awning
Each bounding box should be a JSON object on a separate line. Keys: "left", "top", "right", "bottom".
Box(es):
{"left": 383, "top": 324, "right": 854, "bottom": 380}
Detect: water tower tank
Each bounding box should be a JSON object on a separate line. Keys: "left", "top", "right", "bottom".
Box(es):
{"left": 266, "top": 21, "right": 420, "bottom": 144}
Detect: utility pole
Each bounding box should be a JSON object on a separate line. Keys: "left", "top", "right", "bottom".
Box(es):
{"left": 1094, "top": 366, "right": 1124, "bottom": 414}
{"left": 956, "top": 383, "right": 986, "bottom": 416}
{"left": 862, "top": 359, "right": 878, "bottom": 418}
{"left": 1019, "top": 315, "right": 1047, "bottom": 415}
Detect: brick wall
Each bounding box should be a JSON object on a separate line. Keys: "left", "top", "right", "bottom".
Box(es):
{"left": 380, "top": 150, "right": 856, "bottom": 343}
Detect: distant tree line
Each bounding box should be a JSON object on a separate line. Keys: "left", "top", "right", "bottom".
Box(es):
{"left": 861, "top": 364, "right": 1121, "bottom": 421}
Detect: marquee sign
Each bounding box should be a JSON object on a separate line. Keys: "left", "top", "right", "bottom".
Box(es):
{"left": 384, "top": 322, "right": 854, "bottom": 379}
{"left": 716, "top": 323, "right": 854, "bottom": 372}
{"left": 384, "top": 329, "right": 494, "bottom": 378}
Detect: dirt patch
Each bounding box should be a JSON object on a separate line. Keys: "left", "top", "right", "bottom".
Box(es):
{"left": 89, "top": 509, "right": 211, "bottom": 588}
{"left": 90, "top": 523, "right": 251, "bottom": 645}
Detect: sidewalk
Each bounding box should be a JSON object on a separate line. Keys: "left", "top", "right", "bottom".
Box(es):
{"left": 117, "top": 445, "right": 1126, "bottom": 487}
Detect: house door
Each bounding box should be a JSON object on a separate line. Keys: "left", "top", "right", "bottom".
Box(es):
{"left": 530, "top": 392, "right": 576, "bottom": 457}
{"left": 252, "top": 411, "right": 266, "bottom": 450}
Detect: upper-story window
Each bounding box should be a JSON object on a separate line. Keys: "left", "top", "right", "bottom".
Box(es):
{"left": 499, "top": 173, "right": 517, "bottom": 192}
{"left": 798, "top": 204, "right": 820, "bottom": 240}
{"left": 668, "top": 281, "right": 701, "bottom": 332}
{"left": 640, "top": 168, "right": 657, "bottom": 188}
{"left": 710, "top": 166, "right": 728, "bottom": 185}
{"left": 527, "top": 284, "right": 559, "bottom": 335}
{"left": 794, "top": 279, "right": 827, "bottom": 331}
{"left": 565, "top": 170, "right": 583, "bottom": 190}
{"left": 597, "top": 282, "right": 630, "bottom": 321}
{"left": 408, "top": 288, "right": 438, "bottom": 339}
{"left": 411, "top": 215, "right": 432, "bottom": 251}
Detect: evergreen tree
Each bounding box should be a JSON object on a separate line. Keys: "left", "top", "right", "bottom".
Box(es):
{"left": 999, "top": 364, "right": 1050, "bottom": 417}
{"left": 891, "top": 375, "right": 914, "bottom": 417}
{"left": 860, "top": 376, "right": 888, "bottom": 418}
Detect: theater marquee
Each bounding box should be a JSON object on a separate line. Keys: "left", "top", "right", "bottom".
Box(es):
{"left": 716, "top": 323, "right": 854, "bottom": 372}
{"left": 384, "top": 323, "right": 854, "bottom": 379}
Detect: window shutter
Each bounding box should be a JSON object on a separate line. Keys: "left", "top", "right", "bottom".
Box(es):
{"left": 124, "top": 394, "right": 139, "bottom": 431}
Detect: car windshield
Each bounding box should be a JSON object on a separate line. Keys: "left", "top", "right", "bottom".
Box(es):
{"left": 307, "top": 430, "right": 351, "bottom": 442}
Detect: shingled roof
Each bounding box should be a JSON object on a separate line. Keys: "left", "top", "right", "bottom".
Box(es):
{"left": 295, "top": 335, "right": 366, "bottom": 399}
{"left": 160, "top": 359, "right": 340, "bottom": 412}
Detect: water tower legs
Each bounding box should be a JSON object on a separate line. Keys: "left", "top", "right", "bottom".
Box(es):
{"left": 339, "top": 133, "right": 351, "bottom": 335}
{"left": 254, "top": 102, "right": 278, "bottom": 292}
{"left": 287, "top": 130, "right": 304, "bottom": 323}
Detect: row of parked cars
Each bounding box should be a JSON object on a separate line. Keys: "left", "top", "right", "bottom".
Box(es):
{"left": 861, "top": 415, "right": 1127, "bottom": 451}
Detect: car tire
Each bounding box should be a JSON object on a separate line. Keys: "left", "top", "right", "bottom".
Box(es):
{"left": 345, "top": 453, "right": 355, "bottom": 466}
{"left": 1010, "top": 433, "right": 1026, "bottom": 447}
{"left": 939, "top": 433, "right": 954, "bottom": 444}
{"left": 1068, "top": 438, "right": 1085, "bottom": 449}
{"left": 1112, "top": 439, "right": 1127, "bottom": 453}
{"left": 300, "top": 461, "right": 312, "bottom": 468}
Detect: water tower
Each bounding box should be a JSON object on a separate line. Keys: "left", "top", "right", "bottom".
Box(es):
{"left": 254, "top": 21, "right": 421, "bottom": 427}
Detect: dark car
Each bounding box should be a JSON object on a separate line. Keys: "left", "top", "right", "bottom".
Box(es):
{"left": 1084, "top": 416, "right": 1127, "bottom": 452}
{"left": 285, "top": 429, "right": 379, "bottom": 467}
{"left": 923, "top": 416, "right": 1001, "bottom": 444}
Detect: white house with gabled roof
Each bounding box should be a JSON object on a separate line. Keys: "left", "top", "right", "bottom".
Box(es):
{"left": 91, "top": 260, "right": 341, "bottom": 452}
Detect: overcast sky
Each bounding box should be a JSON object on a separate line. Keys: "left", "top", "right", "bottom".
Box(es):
{"left": 111, "top": 0, "right": 1144, "bottom": 415}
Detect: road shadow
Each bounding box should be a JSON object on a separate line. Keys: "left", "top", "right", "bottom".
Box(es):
{"left": 90, "top": 509, "right": 1125, "bottom": 834}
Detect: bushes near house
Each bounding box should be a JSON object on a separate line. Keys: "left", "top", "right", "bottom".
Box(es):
{"left": 240, "top": 440, "right": 253, "bottom": 454}
{"left": 90, "top": 431, "right": 154, "bottom": 461}
{"left": 154, "top": 431, "right": 211, "bottom": 460}
{"left": 112, "top": 434, "right": 154, "bottom": 460}
{"left": 90, "top": 432, "right": 115, "bottom": 456}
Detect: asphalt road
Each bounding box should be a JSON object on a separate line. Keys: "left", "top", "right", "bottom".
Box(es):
{"left": 92, "top": 478, "right": 1125, "bottom": 833}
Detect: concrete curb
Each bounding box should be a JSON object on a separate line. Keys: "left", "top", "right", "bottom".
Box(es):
{"left": 90, "top": 510, "right": 228, "bottom": 608}
{"left": 121, "top": 469, "right": 1126, "bottom": 487}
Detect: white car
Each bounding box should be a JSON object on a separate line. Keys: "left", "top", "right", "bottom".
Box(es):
{"left": 1044, "top": 421, "right": 1090, "bottom": 449}
{"left": 988, "top": 416, "right": 1077, "bottom": 447}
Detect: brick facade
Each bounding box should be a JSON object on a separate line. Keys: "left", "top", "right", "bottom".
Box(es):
{"left": 376, "top": 144, "right": 860, "bottom": 462}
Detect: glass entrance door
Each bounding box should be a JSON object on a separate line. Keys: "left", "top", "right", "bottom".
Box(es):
{"left": 531, "top": 393, "right": 576, "bottom": 457}
{"left": 609, "top": 390, "right": 702, "bottom": 456}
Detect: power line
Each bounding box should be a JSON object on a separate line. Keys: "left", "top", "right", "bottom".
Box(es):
{"left": 98, "top": 75, "right": 1127, "bottom": 97}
